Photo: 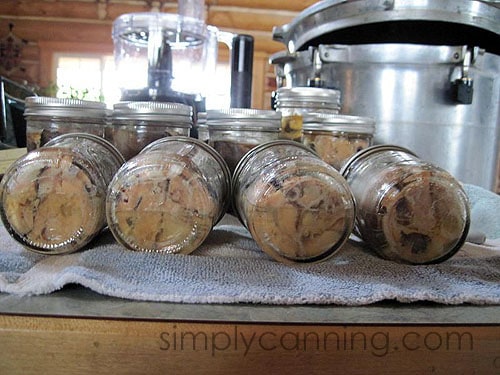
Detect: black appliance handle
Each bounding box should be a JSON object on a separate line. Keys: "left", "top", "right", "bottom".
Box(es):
{"left": 230, "top": 34, "right": 254, "bottom": 108}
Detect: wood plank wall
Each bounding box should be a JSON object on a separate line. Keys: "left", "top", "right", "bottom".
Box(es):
{"left": 0, "top": 0, "right": 317, "bottom": 109}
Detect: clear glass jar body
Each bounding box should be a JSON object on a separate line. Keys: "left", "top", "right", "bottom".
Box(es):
{"left": 106, "top": 136, "right": 231, "bottom": 254}
{"left": 233, "top": 140, "right": 356, "bottom": 264}
{"left": 301, "top": 114, "right": 375, "bottom": 170}
{"left": 341, "top": 145, "right": 470, "bottom": 264}
{"left": 207, "top": 109, "right": 281, "bottom": 174}
{"left": 24, "top": 97, "right": 108, "bottom": 151}
{"left": 303, "top": 130, "right": 372, "bottom": 170}
{"left": 105, "top": 102, "right": 193, "bottom": 160}
{"left": 195, "top": 112, "right": 208, "bottom": 142}
{"left": 0, "top": 133, "right": 125, "bottom": 254}
{"left": 105, "top": 118, "right": 191, "bottom": 160}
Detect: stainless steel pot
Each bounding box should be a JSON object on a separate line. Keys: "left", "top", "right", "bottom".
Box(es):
{"left": 271, "top": 0, "right": 500, "bottom": 191}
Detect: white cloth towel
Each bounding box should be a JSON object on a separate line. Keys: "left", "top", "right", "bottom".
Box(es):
{"left": 0, "top": 183, "right": 499, "bottom": 305}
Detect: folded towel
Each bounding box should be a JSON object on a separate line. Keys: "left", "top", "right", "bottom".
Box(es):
{"left": 0, "top": 184, "right": 499, "bottom": 305}
{"left": 463, "top": 183, "right": 500, "bottom": 239}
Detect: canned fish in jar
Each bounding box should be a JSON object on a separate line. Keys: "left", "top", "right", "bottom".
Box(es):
{"left": 274, "top": 87, "right": 342, "bottom": 142}
{"left": 24, "top": 96, "right": 108, "bottom": 151}
{"left": 0, "top": 133, "right": 125, "bottom": 254}
{"left": 106, "top": 136, "right": 231, "bottom": 254}
{"left": 341, "top": 145, "right": 470, "bottom": 264}
{"left": 206, "top": 108, "right": 281, "bottom": 174}
{"left": 232, "top": 140, "right": 356, "bottom": 264}
{"left": 106, "top": 101, "right": 193, "bottom": 160}
{"left": 301, "top": 113, "right": 375, "bottom": 170}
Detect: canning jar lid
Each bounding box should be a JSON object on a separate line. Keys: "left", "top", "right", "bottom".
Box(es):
{"left": 206, "top": 108, "right": 281, "bottom": 130}
{"left": 24, "top": 96, "right": 108, "bottom": 119}
{"left": 275, "top": 87, "right": 341, "bottom": 105}
{"left": 207, "top": 108, "right": 281, "bottom": 120}
{"left": 112, "top": 101, "right": 193, "bottom": 125}
{"left": 302, "top": 113, "right": 375, "bottom": 134}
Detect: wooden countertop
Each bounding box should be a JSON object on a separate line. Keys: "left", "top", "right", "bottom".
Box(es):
{"left": 0, "top": 286, "right": 499, "bottom": 374}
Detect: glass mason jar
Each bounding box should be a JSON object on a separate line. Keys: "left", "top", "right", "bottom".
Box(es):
{"left": 106, "top": 136, "right": 231, "bottom": 254}
{"left": 106, "top": 101, "right": 193, "bottom": 160}
{"left": 301, "top": 113, "right": 375, "bottom": 170}
{"left": 206, "top": 108, "right": 281, "bottom": 174}
{"left": 341, "top": 145, "right": 470, "bottom": 264}
{"left": 195, "top": 111, "right": 208, "bottom": 143}
{"left": 274, "top": 87, "right": 341, "bottom": 142}
{"left": 0, "top": 133, "right": 125, "bottom": 254}
{"left": 232, "top": 140, "right": 356, "bottom": 264}
{"left": 24, "top": 96, "right": 108, "bottom": 151}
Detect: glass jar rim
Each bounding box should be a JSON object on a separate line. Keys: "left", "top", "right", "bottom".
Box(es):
{"left": 45, "top": 132, "right": 126, "bottom": 167}
{"left": 340, "top": 144, "right": 418, "bottom": 178}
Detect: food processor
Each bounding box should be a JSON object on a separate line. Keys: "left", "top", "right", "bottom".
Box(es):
{"left": 112, "top": 5, "right": 253, "bottom": 112}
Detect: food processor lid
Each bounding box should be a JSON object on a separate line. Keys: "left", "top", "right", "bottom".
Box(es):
{"left": 112, "top": 12, "right": 209, "bottom": 48}
{"left": 272, "top": 0, "right": 500, "bottom": 53}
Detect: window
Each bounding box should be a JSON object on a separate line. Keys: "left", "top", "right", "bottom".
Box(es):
{"left": 54, "top": 54, "right": 120, "bottom": 107}
{"left": 54, "top": 53, "right": 230, "bottom": 109}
